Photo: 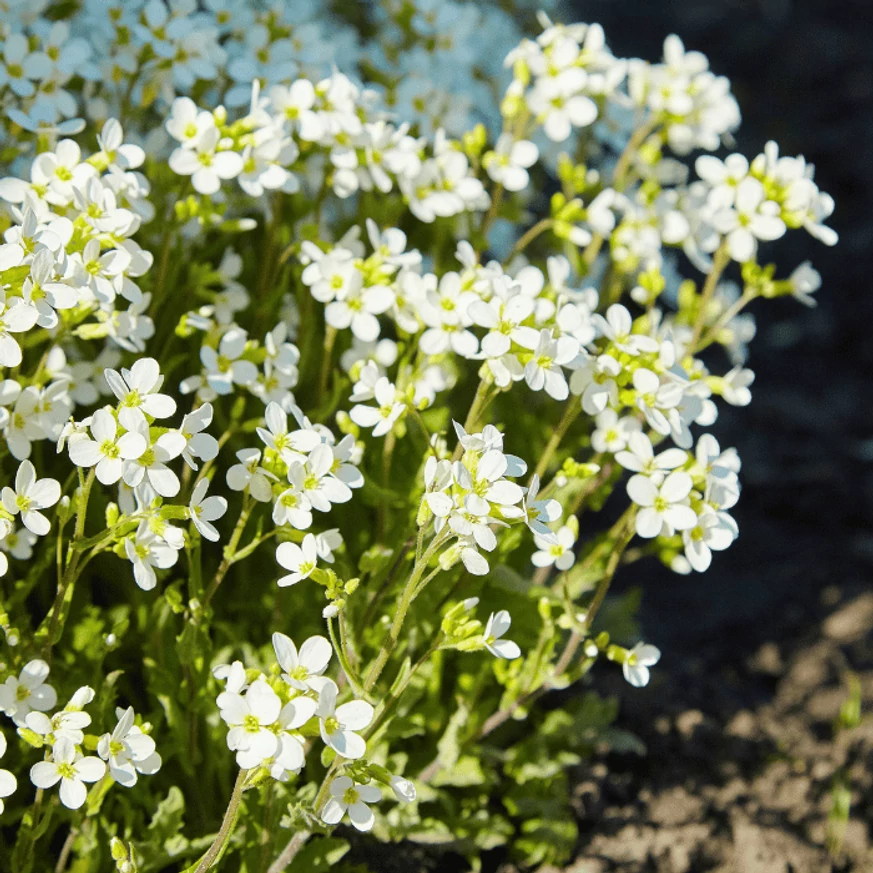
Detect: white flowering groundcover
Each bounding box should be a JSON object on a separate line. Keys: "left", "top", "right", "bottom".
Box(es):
{"left": 0, "top": 1, "right": 836, "bottom": 871}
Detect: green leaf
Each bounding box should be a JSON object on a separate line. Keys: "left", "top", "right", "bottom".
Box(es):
{"left": 288, "top": 837, "right": 349, "bottom": 872}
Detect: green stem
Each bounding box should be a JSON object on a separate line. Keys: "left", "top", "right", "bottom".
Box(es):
{"left": 508, "top": 218, "right": 553, "bottom": 260}
{"left": 689, "top": 241, "right": 731, "bottom": 348}
{"left": 328, "top": 617, "right": 363, "bottom": 696}
{"left": 317, "top": 326, "right": 337, "bottom": 401}
{"left": 189, "top": 769, "right": 248, "bottom": 873}
{"left": 41, "top": 469, "right": 96, "bottom": 657}
{"left": 363, "top": 533, "right": 446, "bottom": 693}
{"left": 532, "top": 400, "right": 582, "bottom": 484}
{"left": 452, "top": 377, "right": 494, "bottom": 462}
{"left": 694, "top": 288, "right": 757, "bottom": 353}
{"left": 581, "top": 508, "right": 637, "bottom": 633}
{"left": 366, "top": 642, "right": 439, "bottom": 740}
{"left": 202, "top": 497, "right": 255, "bottom": 608}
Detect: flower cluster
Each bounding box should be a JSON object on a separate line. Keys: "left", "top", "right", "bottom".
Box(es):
{"left": 215, "top": 632, "right": 414, "bottom": 832}
{"left": 165, "top": 77, "right": 489, "bottom": 222}
{"left": 0, "top": 4, "right": 837, "bottom": 871}
{"left": 0, "top": 660, "right": 159, "bottom": 810}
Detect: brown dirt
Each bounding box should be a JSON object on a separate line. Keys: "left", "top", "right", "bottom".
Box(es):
{"left": 552, "top": 591, "right": 873, "bottom": 873}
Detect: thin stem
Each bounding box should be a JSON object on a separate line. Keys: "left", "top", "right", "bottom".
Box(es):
{"left": 317, "top": 326, "right": 338, "bottom": 400}
{"left": 266, "top": 830, "right": 311, "bottom": 873}
{"left": 579, "top": 120, "right": 657, "bottom": 272}
{"left": 532, "top": 400, "right": 581, "bottom": 484}
{"left": 612, "top": 120, "right": 657, "bottom": 192}
{"left": 689, "top": 241, "right": 731, "bottom": 348}
{"left": 363, "top": 533, "right": 446, "bottom": 693}
{"left": 328, "top": 616, "right": 363, "bottom": 696}
{"left": 480, "top": 183, "right": 504, "bottom": 237}
{"left": 377, "top": 429, "right": 397, "bottom": 537}
{"left": 366, "top": 641, "right": 439, "bottom": 739}
{"left": 581, "top": 508, "right": 637, "bottom": 633}
{"left": 54, "top": 827, "right": 77, "bottom": 873}
{"left": 191, "top": 769, "right": 248, "bottom": 873}
{"left": 42, "top": 469, "right": 96, "bottom": 657}
{"left": 508, "top": 218, "right": 553, "bottom": 260}
{"left": 695, "top": 288, "right": 757, "bottom": 353}
{"left": 452, "top": 377, "right": 494, "bottom": 462}
{"left": 202, "top": 497, "right": 255, "bottom": 608}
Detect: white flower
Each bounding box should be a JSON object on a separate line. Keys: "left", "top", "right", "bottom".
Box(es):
{"left": 178, "top": 403, "right": 219, "bottom": 470}
{"left": 200, "top": 328, "right": 258, "bottom": 395}
{"left": 483, "top": 135, "right": 538, "bottom": 192}
{"left": 626, "top": 471, "right": 697, "bottom": 538}
{"left": 615, "top": 432, "right": 688, "bottom": 481}
{"left": 532, "top": 525, "right": 577, "bottom": 571}
{"left": 592, "top": 305, "right": 659, "bottom": 356}
{"left": 787, "top": 261, "right": 822, "bottom": 307}
{"left": 316, "top": 681, "right": 374, "bottom": 760}
{"left": 188, "top": 478, "right": 227, "bottom": 542}
{"left": 712, "top": 176, "right": 786, "bottom": 262}
{"left": 24, "top": 693, "right": 92, "bottom": 746}
{"left": 325, "top": 273, "right": 394, "bottom": 343}
{"left": 521, "top": 328, "right": 579, "bottom": 401}
{"left": 321, "top": 775, "right": 382, "bottom": 832}
{"left": 0, "top": 733, "right": 15, "bottom": 814}
{"left": 124, "top": 532, "right": 179, "bottom": 591}
{"left": 350, "top": 377, "right": 404, "bottom": 438}
{"left": 529, "top": 71, "right": 598, "bottom": 142}
{"left": 97, "top": 706, "right": 161, "bottom": 787}
{"left": 483, "top": 610, "right": 521, "bottom": 660}
{"left": 721, "top": 366, "right": 754, "bottom": 406}
{"left": 522, "top": 475, "right": 562, "bottom": 539}
{"left": 272, "top": 466, "right": 313, "bottom": 531}
{"left": 0, "top": 659, "right": 58, "bottom": 725}
{"left": 0, "top": 297, "right": 39, "bottom": 367}
{"left": 622, "top": 642, "right": 661, "bottom": 688}
{"left": 270, "top": 695, "right": 318, "bottom": 779}
{"left": 389, "top": 774, "right": 417, "bottom": 804}
{"left": 69, "top": 408, "right": 147, "bottom": 485}
{"left": 570, "top": 354, "right": 621, "bottom": 414}
{"left": 122, "top": 422, "right": 185, "bottom": 498}
{"left": 272, "top": 632, "right": 333, "bottom": 692}
{"left": 418, "top": 272, "right": 479, "bottom": 358}
{"left": 257, "top": 402, "right": 321, "bottom": 464}
{"left": 217, "top": 679, "right": 281, "bottom": 769}
{"left": 226, "top": 448, "right": 275, "bottom": 502}
{"left": 682, "top": 510, "right": 737, "bottom": 572}
{"left": 276, "top": 533, "right": 318, "bottom": 587}
{"left": 298, "top": 444, "right": 352, "bottom": 511}
{"left": 455, "top": 448, "right": 524, "bottom": 517}
{"left": 165, "top": 97, "right": 213, "bottom": 147}
{"left": 591, "top": 410, "right": 642, "bottom": 454}
{"left": 29, "top": 737, "right": 105, "bottom": 810}
{"left": 169, "top": 126, "right": 244, "bottom": 195}
{"left": 2, "top": 460, "right": 61, "bottom": 536}
{"left": 104, "top": 357, "right": 176, "bottom": 427}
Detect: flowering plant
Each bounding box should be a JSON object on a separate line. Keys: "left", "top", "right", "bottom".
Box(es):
{"left": 0, "top": 1, "right": 836, "bottom": 871}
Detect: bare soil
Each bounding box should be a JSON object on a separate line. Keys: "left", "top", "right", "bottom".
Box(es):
{"left": 561, "top": 591, "right": 873, "bottom": 873}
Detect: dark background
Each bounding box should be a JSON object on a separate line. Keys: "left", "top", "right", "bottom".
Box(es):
{"left": 562, "top": 0, "right": 873, "bottom": 705}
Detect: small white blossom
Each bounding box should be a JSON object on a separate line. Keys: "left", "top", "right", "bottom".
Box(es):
{"left": 97, "top": 706, "right": 161, "bottom": 787}
{"left": 0, "top": 659, "right": 57, "bottom": 725}
{"left": 2, "top": 460, "right": 61, "bottom": 536}
{"left": 29, "top": 737, "right": 105, "bottom": 810}
{"left": 188, "top": 478, "right": 228, "bottom": 542}
{"left": 276, "top": 533, "right": 318, "bottom": 587}
{"left": 483, "top": 610, "right": 521, "bottom": 660}
{"left": 321, "top": 775, "right": 381, "bottom": 832}
{"left": 315, "top": 681, "right": 374, "bottom": 760}
{"left": 622, "top": 642, "right": 661, "bottom": 688}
